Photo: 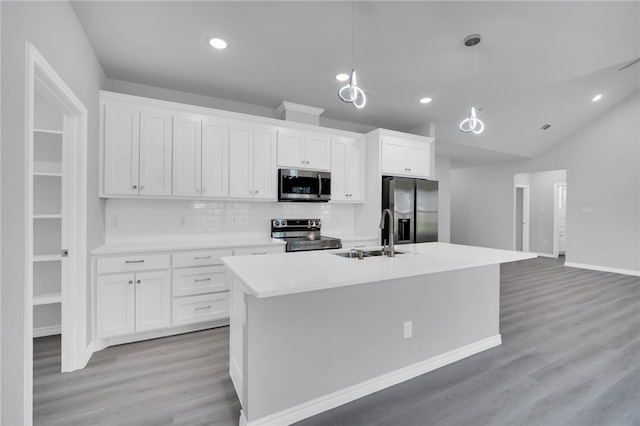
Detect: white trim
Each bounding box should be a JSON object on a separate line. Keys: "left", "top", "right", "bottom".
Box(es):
{"left": 275, "top": 101, "right": 325, "bottom": 117}
{"left": 553, "top": 182, "right": 567, "bottom": 258}
{"left": 530, "top": 251, "right": 557, "bottom": 259}
{"left": 514, "top": 184, "right": 530, "bottom": 252}
{"left": 241, "top": 335, "right": 502, "bottom": 426}
{"left": 564, "top": 262, "right": 640, "bottom": 277}
{"left": 25, "top": 42, "right": 89, "bottom": 424}
{"left": 33, "top": 325, "right": 61, "bottom": 338}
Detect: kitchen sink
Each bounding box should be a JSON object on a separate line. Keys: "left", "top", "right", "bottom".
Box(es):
{"left": 333, "top": 249, "right": 405, "bottom": 259}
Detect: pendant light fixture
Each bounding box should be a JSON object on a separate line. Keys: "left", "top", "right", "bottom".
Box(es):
{"left": 338, "top": 0, "right": 366, "bottom": 109}
{"left": 459, "top": 34, "right": 484, "bottom": 134}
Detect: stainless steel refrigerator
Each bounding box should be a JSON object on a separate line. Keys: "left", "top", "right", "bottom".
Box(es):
{"left": 381, "top": 176, "right": 438, "bottom": 244}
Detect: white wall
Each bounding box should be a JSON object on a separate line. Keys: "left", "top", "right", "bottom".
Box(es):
{"left": 435, "top": 156, "right": 451, "bottom": 243}
{"left": 452, "top": 91, "right": 640, "bottom": 274}
{"left": 0, "top": 2, "right": 106, "bottom": 424}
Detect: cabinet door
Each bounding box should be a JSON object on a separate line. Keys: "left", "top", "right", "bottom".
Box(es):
{"left": 229, "top": 122, "right": 253, "bottom": 198}
{"left": 139, "top": 109, "right": 172, "bottom": 196}
{"left": 346, "top": 138, "right": 365, "bottom": 202}
{"left": 252, "top": 125, "right": 278, "bottom": 200}
{"left": 135, "top": 270, "right": 171, "bottom": 332}
{"left": 172, "top": 114, "right": 202, "bottom": 197}
{"left": 406, "top": 140, "right": 429, "bottom": 178}
{"left": 380, "top": 137, "right": 408, "bottom": 176}
{"left": 104, "top": 104, "right": 140, "bottom": 195}
{"left": 330, "top": 138, "right": 348, "bottom": 201}
{"left": 305, "top": 132, "right": 331, "bottom": 171}
{"left": 277, "top": 128, "right": 305, "bottom": 168}
{"left": 97, "top": 273, "right": 135, "bottom": 338}
{"left": 201, "top": 117, "right": 229, "bottom": 198}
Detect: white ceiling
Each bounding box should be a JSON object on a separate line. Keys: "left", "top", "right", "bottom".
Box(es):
{"left": 71, "top": 1, "right": 640, "bottom": 168}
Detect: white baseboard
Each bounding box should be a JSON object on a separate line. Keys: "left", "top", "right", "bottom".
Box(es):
{"left": 241, "top": 335, "right": 502, "bottom": 426}
{"left": 33, "top": 325, "right": 61, "bottom": 338}
{"left": 564, "top": 262, "right": 640, "bottom": 277}
{"left": 531, "top": 251, "right": 557, "bottom": 259}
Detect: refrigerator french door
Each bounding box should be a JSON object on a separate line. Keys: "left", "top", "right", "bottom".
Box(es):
{"left": 381, "top": 176, "right": 438, "bottom": 244}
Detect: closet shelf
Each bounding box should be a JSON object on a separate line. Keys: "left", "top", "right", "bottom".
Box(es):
{"left": 33, "top": 214, "right": 62, "bottom": 220}
{"left": 34, "top": 171, "right": 62, "bottom": 177}
{"left": 33, "top": 292, "right": 62, "bottom": 306}
{"left": 33, "top": 254, "right": 62, "bottom": 263}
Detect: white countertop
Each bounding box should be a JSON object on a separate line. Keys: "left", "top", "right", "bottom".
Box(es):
{"left": 92, "top": 235, "right": 285, "bottom": 255}
{"left": 222, "top": 242, "right": 536, "bottom": 298}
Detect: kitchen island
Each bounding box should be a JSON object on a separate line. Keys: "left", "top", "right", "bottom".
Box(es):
{"left": 222, "top": 242, "right": 535, "bottom": 426}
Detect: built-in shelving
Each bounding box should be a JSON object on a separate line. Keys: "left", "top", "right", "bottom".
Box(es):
{"left": 31, "top": 91, "right": 64, "bottom": 337}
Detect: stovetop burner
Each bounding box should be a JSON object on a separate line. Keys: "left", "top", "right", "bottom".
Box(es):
{"left": 271, "top": 219, "right": 342, "bottom": 252}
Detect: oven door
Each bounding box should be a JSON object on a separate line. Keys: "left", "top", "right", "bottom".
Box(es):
{"left": 278, "top": 169, "right": 331, "bottom": 202}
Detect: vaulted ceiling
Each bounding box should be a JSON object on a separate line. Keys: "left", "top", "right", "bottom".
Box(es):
{"left": 71, "top": 1, "right": 639, "bottom": 168}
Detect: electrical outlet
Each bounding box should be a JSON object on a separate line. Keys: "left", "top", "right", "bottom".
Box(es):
{"left": 110, "top": 217, "right": 118, "bottom": 227}
{"left": 179, "top": 216, "right": 186, "bottom": 226}
{"left": 404, "top": 321, "right": 412, "bottom": 339}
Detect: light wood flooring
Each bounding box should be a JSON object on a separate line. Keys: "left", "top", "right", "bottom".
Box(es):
{"left": 34, "top": 257, "right": 640, "bottom": 425}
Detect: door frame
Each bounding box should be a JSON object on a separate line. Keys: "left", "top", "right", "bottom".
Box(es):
{"left": 25, "top": 42, "right": 88, "bottom": 422}
{"left": 553, "top": 182, "right": 567, "bottom": 258}
{"left": 514, "top": 185, "right": 530, "bottom": 252}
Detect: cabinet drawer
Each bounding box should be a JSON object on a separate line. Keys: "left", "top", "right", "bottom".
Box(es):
{"left": 172, "top": 265, "right": 229, "bottom": 297}
{"left": 233, "top": 245, "right": 285, "bottom": 256}
{"left": 172, "top": 248, "right": 233, "bottom": 268}
{"left": 172, "top": 293, "right": 229, "bottom": 326}
{"left": 97, "top": 254, "right": 170, "bottom": 274}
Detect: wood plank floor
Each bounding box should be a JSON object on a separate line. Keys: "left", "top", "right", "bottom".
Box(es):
{"left": 34, "top": 257, "right": 640, "bottom": 425}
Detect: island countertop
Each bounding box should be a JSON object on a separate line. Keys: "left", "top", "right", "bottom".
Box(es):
{"left": 221, "top": 242, "right": 536, "bottom": 298}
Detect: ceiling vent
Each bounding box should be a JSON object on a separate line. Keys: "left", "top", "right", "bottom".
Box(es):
{"left": 540, "top": 124, "right": 552, "bottom": 131}
{"left": 276, "top": 101, "right": 324, "bottom": 126}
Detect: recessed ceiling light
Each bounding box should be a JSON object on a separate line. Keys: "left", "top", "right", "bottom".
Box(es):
{"left": 592, "top": 94, "right": 602, "bottom": 102}
{"left": 208, "top": 38, "right": 228, "bottom": 49}
{"left": 335, "top": 73, "right": 350, "bottom": 82}
{"left": 419, "top": 97, "right": 433, "bottom": 104}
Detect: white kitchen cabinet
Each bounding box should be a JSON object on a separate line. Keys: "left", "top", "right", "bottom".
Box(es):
{"left": 229, "top": 122, "right": 277, "bottom": 200}
{"left": 277, "top": 128, "right": 331, "bottom": 171}
{"left": 380, "top": 135, "right": 433, "bottom": 179}
{"left": 173, "top": 114, "right": 229, "bottom": 198}
{"left": 331, "top": 136, "right": 365, "bottom": 202}
{"left": 172, "top": 292, "right": 230, "bottom": 326}
{"left": 103, "top": 103, "right": 172, "bottom": 197}
{"left": 96, "top": 269, "right": 171, "bottom": 338}
{"left": 232, "top": 244, "right": 285, "bottom": 256}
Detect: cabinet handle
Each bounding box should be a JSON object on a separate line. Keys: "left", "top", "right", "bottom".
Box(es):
{"left": 306, "top": 160, "right": 310, "bottom": 164}
{"left": 355, "top": 245, "right": 365, "bottom": 248}
{"left": 136, "top": 280, "right": 141, "bottom": 284}
{"left": 195, "top": 305, "right": 211, "bottom": 311}
{"left": 125, "top": 260, "right": 145, "bottom": 264}
{"left": 132, "top": 185, "right": 137, "bottom": 189}
{"left": 253, "top": 252, "right": 267, "bottom": 255}
{"left": 254, "top": 190, "right": 259, "bottom": 194}
{"left": 128, "top": 280, "right": 133, "bottom": 284}
{"left": 195, "top": 277, "right": 212, "bottom": 282}
{"left": 195, "top": 256, "right": 212, "bottom": 260}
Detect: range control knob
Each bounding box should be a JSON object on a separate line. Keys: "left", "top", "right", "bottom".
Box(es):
{"left": 281, "top": 220, "right": 287, "bottom": 227}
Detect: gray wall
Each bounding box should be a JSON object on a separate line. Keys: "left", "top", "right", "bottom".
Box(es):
{"left": 451, "top": 91, "right": 640, "bottom": 273}
{"left": 0, "top": 2, "right": 106, "bottom": 424}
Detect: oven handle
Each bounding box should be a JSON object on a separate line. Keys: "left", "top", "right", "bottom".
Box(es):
{"left": 317, "top": 174, "right": 322, "bottom": 198}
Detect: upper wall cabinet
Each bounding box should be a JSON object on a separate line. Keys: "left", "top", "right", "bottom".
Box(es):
{"left": 331, "top": 136, "right": 365, "bottom": 203}
{"left": 378, "top": 133, "right": 434, "bottom": 179}
{"left": 103, "top": 103, "right": 172, "bottom": 196}
{"left": 277, "top": 129, "right": 331, "bottom": 171}
{"left": 172, "top": 114, "right": 229, "bottom": 199}
{"left": 229, "top": 122, "right": 277, "bottom": 200}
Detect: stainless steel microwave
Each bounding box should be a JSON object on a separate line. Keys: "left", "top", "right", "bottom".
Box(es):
{"left": 278, "top": 169, "right": 331, "bottom": 202}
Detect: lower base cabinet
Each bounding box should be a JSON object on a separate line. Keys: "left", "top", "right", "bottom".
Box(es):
{"left": 94, "top": 242, "right": 285, "bottom": 345}
{"left": 97, "top": 270, "right": 171, "bottom": 338}
{"left": 172, "top": 292, "right": 230, "bottom": 326}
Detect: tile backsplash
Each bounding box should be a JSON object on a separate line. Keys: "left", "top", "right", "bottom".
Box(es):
{"left": 105, "top": 199, "right": 355, "bottom": 242}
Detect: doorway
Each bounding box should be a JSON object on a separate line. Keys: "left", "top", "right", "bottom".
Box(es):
{"left": 26, "top": 42, "right": 88, "bottom": 422}
{"left": 514, "top": 170, "right": 567, "bottom": 257}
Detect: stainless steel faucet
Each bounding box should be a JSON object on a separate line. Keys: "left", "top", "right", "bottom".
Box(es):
{"left": 379, "top": 209, "right": 395, "bottom": 257}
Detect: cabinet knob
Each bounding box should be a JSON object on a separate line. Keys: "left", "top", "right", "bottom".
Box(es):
{"left": 254, "top": 190, "right": 259, "bottom": 194}
{"left": 128, "top": 280, "right": 133, "bottom": 285}
{"left": 136, "top": 279, "right": 141, "bottom": 284}
{"left": 133, "top": 185, "right": 137, "bottom": 189}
